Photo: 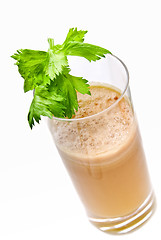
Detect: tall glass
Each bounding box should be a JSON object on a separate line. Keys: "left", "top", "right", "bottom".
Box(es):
{"left": 48, "top": 54, "right": 155, "bottom": 234}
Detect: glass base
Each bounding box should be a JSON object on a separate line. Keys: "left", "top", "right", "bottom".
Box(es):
{"left": 88, "top": 192, "right": 156, "bottom": 234}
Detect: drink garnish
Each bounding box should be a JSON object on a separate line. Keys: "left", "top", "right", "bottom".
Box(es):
{"left": 11, "top": 28, "right": 111, "bottom": 129}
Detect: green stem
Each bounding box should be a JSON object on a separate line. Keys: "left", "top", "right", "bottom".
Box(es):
{"left": 48, "top": 38, "right": 54, "bottom": 49}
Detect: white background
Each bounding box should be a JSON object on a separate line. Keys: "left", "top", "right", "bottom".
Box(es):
{"left": 0, "top": 0, "right": 161, "bottom": 239}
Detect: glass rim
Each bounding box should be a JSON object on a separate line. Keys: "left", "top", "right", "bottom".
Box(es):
{"left": 52, "top": 54, "right": 130, "bottom": 122}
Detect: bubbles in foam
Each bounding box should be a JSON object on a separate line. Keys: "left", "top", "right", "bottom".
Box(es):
{"left": 49, "top": 85, "right": 133, "bottom": 156}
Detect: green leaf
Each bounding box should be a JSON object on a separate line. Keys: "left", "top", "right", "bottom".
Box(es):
{"left": 11, "top": 49, "right": 50, "bottom": 92}
{"left": 63, "top": 28, "right": 87, "bottom": 45}
{"left": 64, "top": 42, "right": 112, "bottom": 62}
{"left": 24, "top": 73, "right": 50, "bottom": 93}
{"left": 52, "top": 69, "right": 91, "bottom": 119}
{"left": 70, "top": 75, "right": 91, "bottom": 95}
{"left": 53, "top": 72, "right": 78, "bottom": 118}
{"left": 28, "top": 84, "right": 66, "bottom": 129}
{"left": 45, "top": 49, "right": 68, "bottom": 80}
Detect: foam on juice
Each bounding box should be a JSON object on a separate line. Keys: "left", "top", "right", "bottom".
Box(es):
{"left": 49, "top": 85, "right": 134, "bottom": 159}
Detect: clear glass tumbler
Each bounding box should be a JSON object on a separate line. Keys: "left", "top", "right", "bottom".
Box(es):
{"left": 48, "top": 54, "right": 155, "bottom": 234}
